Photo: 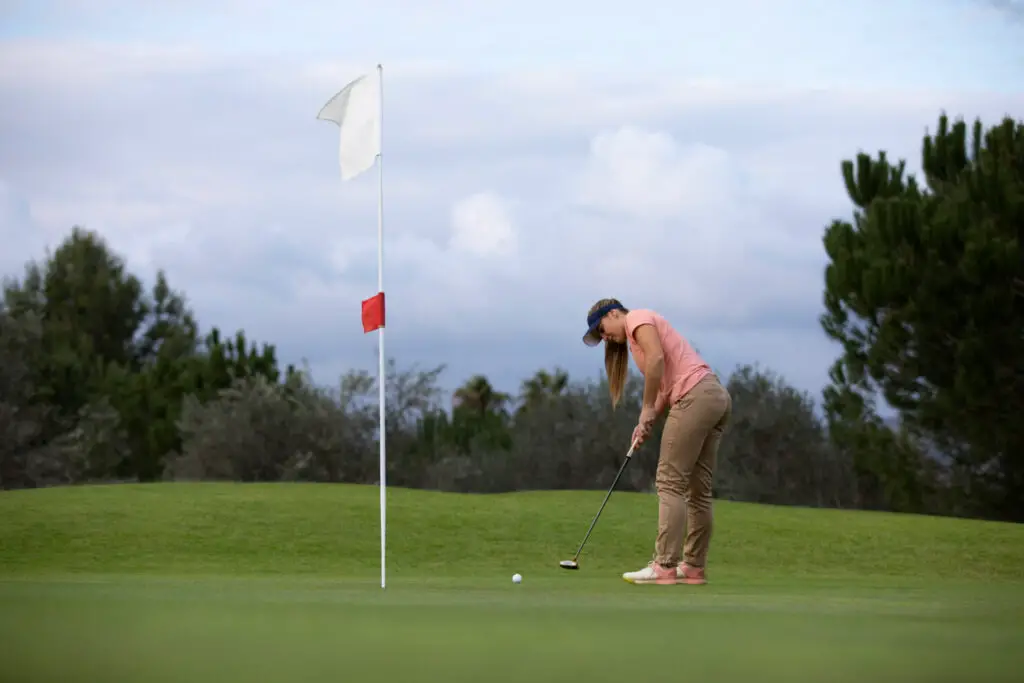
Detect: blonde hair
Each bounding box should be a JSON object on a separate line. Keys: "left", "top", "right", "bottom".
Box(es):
{"left": 588, "top": 298, "right": 630, "bottom": 408}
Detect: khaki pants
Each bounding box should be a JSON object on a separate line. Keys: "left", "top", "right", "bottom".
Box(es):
{"left": 654, "top": 374, "right": 732, "bottom": 569}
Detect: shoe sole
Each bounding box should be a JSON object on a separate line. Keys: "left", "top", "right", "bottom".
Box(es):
{"left": 622, "top": 576, "right": 685, "bottom": 585}
{"left": 620, "top": 576, "right": 708, "bottom": 585}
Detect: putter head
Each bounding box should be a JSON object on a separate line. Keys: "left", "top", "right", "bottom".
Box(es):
{"left": 559, "top": 560, "right": 580, "bottom": 570}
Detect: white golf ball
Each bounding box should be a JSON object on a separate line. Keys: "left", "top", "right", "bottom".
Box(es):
{"left": 512, "top": 573, "right": 522, "bottom": 584}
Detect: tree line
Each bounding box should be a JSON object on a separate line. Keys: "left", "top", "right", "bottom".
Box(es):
{"left": 2, "top": 112, "right": 1021, "bottom": 522}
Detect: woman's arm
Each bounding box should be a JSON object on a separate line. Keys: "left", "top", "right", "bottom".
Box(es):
{"left": 633, "top": 323, "right": 664, "bottom": 411}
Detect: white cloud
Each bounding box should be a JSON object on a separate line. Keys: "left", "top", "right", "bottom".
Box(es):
{"left": 449, "top": 191, "right": 518, "bottom": 258}
{"left": 6, "top": 0, "right": 1022, "bottom": 92}
{"left": 576, "top": 126, "right": 740, "bottom": 222}
{"left": 2, "top": 40, "right": 1022, "bottom": 397}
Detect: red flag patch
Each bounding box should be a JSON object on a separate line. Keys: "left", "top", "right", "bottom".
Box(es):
{"left": 361, "top": 292, "right": 385, "bottom": 333}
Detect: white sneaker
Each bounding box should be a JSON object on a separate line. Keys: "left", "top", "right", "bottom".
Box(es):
{"left": 622, "top": 561, "right": 679, "bottom": 585}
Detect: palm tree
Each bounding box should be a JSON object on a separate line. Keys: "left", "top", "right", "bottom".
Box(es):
{"left": 452, "top": 374, "right": 511, "bottom": 419}
{"left": 517, "top": 367, "right": 569, "bottom": 414}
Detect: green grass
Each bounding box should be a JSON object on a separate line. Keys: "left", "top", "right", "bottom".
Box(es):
{"left": 1, "top": 482, "right": 1023, "bottom": 682}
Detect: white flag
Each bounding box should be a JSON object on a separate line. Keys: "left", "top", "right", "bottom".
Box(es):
{"left": 317, "top": 72, "right": 380, "bottom": 181}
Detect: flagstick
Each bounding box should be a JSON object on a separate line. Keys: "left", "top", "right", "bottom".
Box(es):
{"left": 376, "top": 63, "right": 387, "bottom": 591}
{"left": 315, "top": 66, "right": 388, "bottom": 588}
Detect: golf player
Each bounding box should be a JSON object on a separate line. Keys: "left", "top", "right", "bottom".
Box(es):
{"left": 582, "top": 298, "right": 732, "bottom": 585}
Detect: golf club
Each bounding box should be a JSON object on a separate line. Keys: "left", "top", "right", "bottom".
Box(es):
{"left": 559, "top": 440, "right": 638, "bottom": 570}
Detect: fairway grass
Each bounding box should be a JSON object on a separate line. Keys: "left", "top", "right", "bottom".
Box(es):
{"left": 2, "top": 483, "right": 1023, "bottom": 682}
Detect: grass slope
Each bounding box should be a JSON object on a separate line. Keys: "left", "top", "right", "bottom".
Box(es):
{"left": 1, "top": 483, "right": 1023, "bottom": 683}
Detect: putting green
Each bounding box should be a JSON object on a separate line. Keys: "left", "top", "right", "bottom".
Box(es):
{"left": 1, "top": 483, "right": 1022, "bottom": 682}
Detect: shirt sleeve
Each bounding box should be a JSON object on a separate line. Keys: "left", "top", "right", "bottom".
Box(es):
{"left": 625, "top": 309, "right": 657, "bottom": 344}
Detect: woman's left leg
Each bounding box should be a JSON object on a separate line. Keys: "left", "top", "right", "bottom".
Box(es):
{"left": 678, "top": 378, "right": 731, "bottom": 583}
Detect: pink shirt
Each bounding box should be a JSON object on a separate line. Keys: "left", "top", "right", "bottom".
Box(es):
{"left": 625, "top": 309, "right": 712, "bottom": 410}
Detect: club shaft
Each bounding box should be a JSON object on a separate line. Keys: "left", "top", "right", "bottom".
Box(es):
{"left": 572, "top": 442, "right": 636, "bottom": 560}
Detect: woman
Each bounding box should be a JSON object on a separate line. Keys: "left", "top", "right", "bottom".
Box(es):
{"left": 582, "top": 298, "right": 732, "bottom": 585}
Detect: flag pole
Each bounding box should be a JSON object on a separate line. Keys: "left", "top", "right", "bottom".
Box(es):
{"left": 315, "top": 65, "right": 387, "bottom": 589}
{"left": 376, "top": 63, "right": 387, "bottom": 591}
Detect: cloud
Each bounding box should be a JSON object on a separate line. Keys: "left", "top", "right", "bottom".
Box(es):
{"left": 450, "top": 192, "right": 518, "bottom": 258}
{"left": 982, "top": 0, "right": 1024, "bottom": 22}
{"left": 577, "top": 127, "right": 740, "bottom": 222}
{"left": 5, "top": 1, "right": 1022, "bottom": 92}
{"left": 1, "top": 39, "right": 1022, "bottom": 400}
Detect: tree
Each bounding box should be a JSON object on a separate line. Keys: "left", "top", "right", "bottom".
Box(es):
{"left": 452, "top": 374, "right": 511, "bottom": 418}
{"left": 2, "top": 228, "right": 149, "bottom": 424}
{"left": 823, "top": 377, "right": 937, "bottom": 514}
{"left": 0, "top": 309, "right": 51, "bottom": 486}
{"left": 445, "top": 374, "right": 513, "bottom": 454}
{"left": 0, "top": 308, "right": 127, "bottom": 488}
{"left": 423, "top": 370, "right": 645, "bottom": 494}
{"left": 820, "top": 113, "right": 1024, "bottom": 520}
{"left": 2, "top": 227, "right": 284, "bottom": 482}
{"left": 716, "top": 364, "right": 854, "bottom": 508}
{"left": 516, "top": 367, "right": 569, "bottom": 417}
{"left": 381, "top": 361, "right": 448, "bottom": 486}
{"left": 169, "top": 372, "right": 358, "bottom": 483}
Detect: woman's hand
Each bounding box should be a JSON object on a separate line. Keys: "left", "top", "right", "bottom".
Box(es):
{"left": 632, "top": 404, "right": 658, "bottom": 445}
{"left": 631, "top": 422, "right": 649, "bottom": 446}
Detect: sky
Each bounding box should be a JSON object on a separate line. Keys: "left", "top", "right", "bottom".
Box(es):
{"left": 1, "top": 0, "right": 1022, "bottom": 405}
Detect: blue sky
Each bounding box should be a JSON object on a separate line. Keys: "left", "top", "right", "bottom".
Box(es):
{"left": 1, "top": 0, "right": 1022, "bottom": 404}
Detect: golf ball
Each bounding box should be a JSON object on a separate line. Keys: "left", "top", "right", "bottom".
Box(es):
{"left": 512, "top": 573, "right": 522, "bottom": 584}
